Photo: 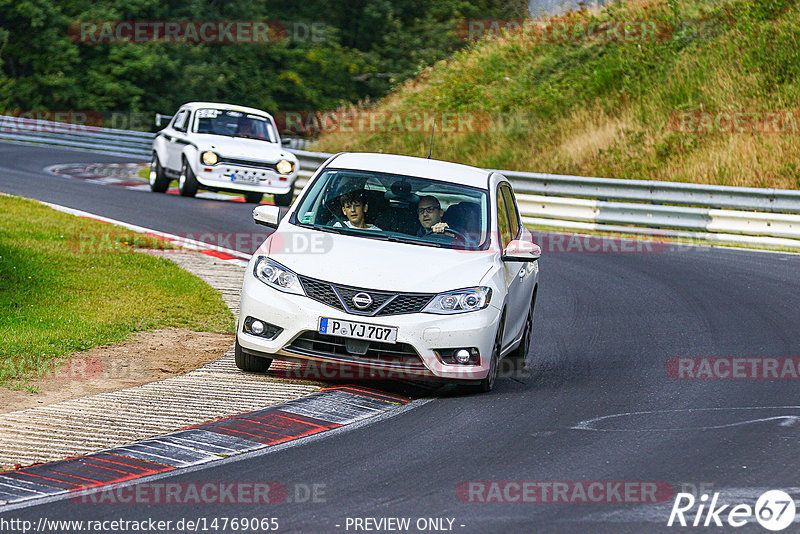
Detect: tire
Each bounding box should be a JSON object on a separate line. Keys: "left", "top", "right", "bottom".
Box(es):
{"left": 149, "top": 153, "right": 169, "bottom": 193}
{"left": 463, "top": 314, "right": 504, "bottom": 394}
{"left": 235, "top": 339, "right": 273, "bottom": 373}
{"left": 178, "top": 158, "right": 199, "bottom": 198}
{"left": 244, "top": 192, "right": 264, "bottom": 204}
{"left": 273, "top": 186, "right": 294, "bottom": 207}
{"left": 509, "top": 292, "right": 536, "bottom": 361}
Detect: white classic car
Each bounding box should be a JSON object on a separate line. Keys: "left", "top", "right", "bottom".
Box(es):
{"left": 236, "top": 152, "right": 541, "bottom": 393}
{"left": 150, "top": 102, "right": 299, "bottom": 205}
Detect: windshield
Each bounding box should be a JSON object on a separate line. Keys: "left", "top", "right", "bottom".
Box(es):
{"left": 191, "top": 108, "right": 278, "bottom": 142}
{"left": 292, "top": 169, "right": 489, "bottom": 250}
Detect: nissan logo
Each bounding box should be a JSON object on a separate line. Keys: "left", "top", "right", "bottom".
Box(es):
{"left": 352, "top": 292, "right": 373, "bottom": 309}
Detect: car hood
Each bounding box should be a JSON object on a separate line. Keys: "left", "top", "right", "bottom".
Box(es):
{"left": 195, "top": 135, "right": 295, "bottom": 162}
{"left": 265, "top": 225, "right": 495, "bottom": 293}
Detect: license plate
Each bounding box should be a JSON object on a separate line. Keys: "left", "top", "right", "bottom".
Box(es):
{"left": 231, "top": 172, "right": 258, "bottom": 184}
{"left": 318, "top": 318, "right": 397, "bottom": 344}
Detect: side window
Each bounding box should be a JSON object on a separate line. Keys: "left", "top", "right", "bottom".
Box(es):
{"left": 172, "top": 110, "right": 188, "bottom": 132}
{"left": 501, "top": 184, "right": 520, "bottom": 240}
{"left": 496, "top": 186, "right": 512, "bottom": 249}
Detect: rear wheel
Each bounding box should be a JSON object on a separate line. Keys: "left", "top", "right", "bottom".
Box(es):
{"left": 178, "top": 159, "right": 199, "bottom": 197}
{"left": 235, "top": 339, "right": 273, "bottom": 373}
{"left": 273, "top": 187, "right": 294, "bottom": 207}
{"left": 244, "top": 192, "right": 263, "bottom": 204}
{"left": 149, "top": 154, "right": 169, "bottom": 193}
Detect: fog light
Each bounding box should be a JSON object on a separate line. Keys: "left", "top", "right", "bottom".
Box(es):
{"left": 251, "top": 320, "right": 265, "bottom": 335}
{"left": 454, "top": 349, "right": 471, "bottom": 364}
{"left": 434, "top": 347, "right": 480, "bottom": 365}
{"left": 243, "top": 316, "right": 283, "bottom": 340}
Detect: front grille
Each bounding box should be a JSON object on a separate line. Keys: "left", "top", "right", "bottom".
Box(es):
{"left": 381, "top": 294, "right": 434, "bottom": 315}
{"left": 287, "top": 331, "right": 425, "bottom": 368}
{"left": 218, "top": 157, "right": 278, "bottom": 170}
{"left": 335, "top": 286, "right": 394, "bottom": 314}
{"left": 298, "top": 275, "right": 434, "bottom": 316}
{"left": 301, "top": 277, "right": 344, "bottom": 311}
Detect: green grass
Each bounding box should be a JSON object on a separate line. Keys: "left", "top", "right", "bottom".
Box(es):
{"left": 313, "top": 0, "right": 800, "bottom": 190}
{"left": 0, "top": 195, "right": 234, "bottom": 387}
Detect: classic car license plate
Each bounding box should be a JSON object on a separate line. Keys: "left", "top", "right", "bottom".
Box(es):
{"left": 231, "top": 172, "right": 259, "bottom": 184}
{"left": 318, "top": 318, "right": 397, "bottom": 343}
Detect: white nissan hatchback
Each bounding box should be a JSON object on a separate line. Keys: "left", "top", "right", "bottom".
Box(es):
{"left": 236, "top": 152, "right": 540, "bottom": 392}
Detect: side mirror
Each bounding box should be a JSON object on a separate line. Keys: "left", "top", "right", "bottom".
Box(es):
{"left": 281, "top": 138, "right": 292, "bottom": 147}
{"left": 155, "top": 113, "right": 173, "bottom": 127}
{"left": 502, "top": 240, "right": 541, "bottom": 262}
{"left": 253, "top": 205, "right": 283, "bottom": 229}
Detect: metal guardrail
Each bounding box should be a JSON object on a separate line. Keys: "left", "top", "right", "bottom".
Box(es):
{"left": 286, "top": 149, "right": 800, "bottom": 248}
{"left": 0, "top": 114, "right": 154, "bottom": 158}
{"left": 1, "top": 114, "right": 798, "bottom": 249}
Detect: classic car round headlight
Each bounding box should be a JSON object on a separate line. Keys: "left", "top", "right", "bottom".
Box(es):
{"left": 276, "top": 159, "right": 294, "bottom": 174}
{"left": 201, "top": 151, "right": 219, "bottom": 165}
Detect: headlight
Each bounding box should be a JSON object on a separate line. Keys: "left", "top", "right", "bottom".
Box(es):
{"left": 201, "top": 151, "right": 219, "bottom": 165}
{"left": 422, "top": 287, "right": 492, "bottom": 314}
{"left": 253, "top": 257, "right": 304, "bottom": 295}
{"left": 276, "top": 159, "right": 294, "bottom": 174}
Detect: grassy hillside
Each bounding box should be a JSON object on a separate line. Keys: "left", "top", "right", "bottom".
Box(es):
{"left": 313, "top": 0, "right": 800, "bottom": 189}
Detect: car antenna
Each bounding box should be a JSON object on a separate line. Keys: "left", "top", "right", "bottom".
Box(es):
{"left": 427, "top": 119, "right": 436, "bottom": 159}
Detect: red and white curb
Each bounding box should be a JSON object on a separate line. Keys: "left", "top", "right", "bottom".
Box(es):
{"left": 42, "top": 201, "right": 253, "bottom": 267}
{"left": 45, "top": 162, "right": 267, "bottom": 204}
{"left": 0, "top": 387, "right": 411, "bottom": 510}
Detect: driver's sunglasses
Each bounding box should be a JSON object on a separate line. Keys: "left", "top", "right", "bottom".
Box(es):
{"left": 418, "top": 206, "right": 439, "bottom": 215}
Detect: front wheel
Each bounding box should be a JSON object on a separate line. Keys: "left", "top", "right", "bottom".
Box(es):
{"left": 463, "top": 315, "right": 503, "bottom": 394}
{"left": 178, "top": 159, "right": 199, "bottom": 197}
{"left": 509, "top": 297, "right": 534, "bottom": 361}
{"left": 149, "top": 154, "right": 169, "bottom": 193}
{"left": 244, "top": 192, "right": 263, "bottom": 204}
{"left": 273, "top": 186, "right": 294, "bottom": 207}
{"left": 235, "top": 340, "right": 273, "bottom": 373}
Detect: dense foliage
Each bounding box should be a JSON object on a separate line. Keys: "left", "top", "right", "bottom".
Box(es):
{"left": 0, "top": 0, "right": 524, "bottom": 129}
{"left": 314, "top": 0, "right": 800, "bottom": 189}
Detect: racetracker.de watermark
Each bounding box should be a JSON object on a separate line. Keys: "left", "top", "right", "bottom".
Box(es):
{"left": 668, "top": 110, "right": 800, "bottom": 134}
{"left": 457, "top": 481, "right": 674, "bottom": 503}
{"left": 0, "top": 110, "right": 165, "bottom": 131}
{"left": 69, "top": 21, "right": 328, "bottom": 44}
{"left": 667, "top": 357, "right": 800, "bottom": 379}
{"left": 273, "top": 111, "right": 492, "bottom": 135}
{"left": 457, "top": 19, "right": 673, "bottom": 43}
{"left": 72, "top": 482, "right": 326, "bottom": 505}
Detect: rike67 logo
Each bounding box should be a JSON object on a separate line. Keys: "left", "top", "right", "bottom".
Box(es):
{"left": 668, "top": 490, "right": 796, "bottom": 531}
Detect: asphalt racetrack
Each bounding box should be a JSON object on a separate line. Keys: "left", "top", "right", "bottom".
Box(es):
{"left": 1, "top": 142, "right": 799, "bottom": 533}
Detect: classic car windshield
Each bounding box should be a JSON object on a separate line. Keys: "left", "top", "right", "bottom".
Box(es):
{"left": 192, "top": 108, "right": 278, "bottom": 142}
{"left": 293, "top": 169, "right": 489, "bottom": 250}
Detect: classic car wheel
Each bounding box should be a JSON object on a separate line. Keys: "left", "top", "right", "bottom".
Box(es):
{"left": 244, "top": 192, "right": 264, "bottom": 203}
{"left": 149, "top": 154, "right": 169, "bottom": 193}
{"left": 178, "top": 158, "right": 199, "bottom": 198}
{"left": 273, "top": 186, "right": 294, "bottom": 207}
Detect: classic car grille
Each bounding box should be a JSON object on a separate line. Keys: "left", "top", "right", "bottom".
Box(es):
{"left": 287, "top": 331, "right": 425, "bottom": 368}
{"left": 298, "top": 276, "right": 434, "bottom": 316}
{"left": 217, "top": 157, "right": 278, "bottom": 170}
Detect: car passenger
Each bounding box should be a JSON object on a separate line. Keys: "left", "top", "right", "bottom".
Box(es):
{"left": 417, "top": 195, "right": 448, "bottom": 236}
{"left": 334, "top": 190, "right": 381, "bottom": 230}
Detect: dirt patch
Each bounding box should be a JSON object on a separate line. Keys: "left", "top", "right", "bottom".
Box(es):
{"left": 0, "top": 328, "right": 234, "bottom": 415}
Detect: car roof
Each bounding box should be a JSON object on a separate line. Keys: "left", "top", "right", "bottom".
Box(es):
{"left": 329, "top": 152, "right": 492, "bottom": 189}
{"left": 178, "top": 101, "right": 274, "bottom": 119}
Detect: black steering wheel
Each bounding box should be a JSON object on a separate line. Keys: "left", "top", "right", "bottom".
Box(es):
{"left": 424, "top": 227, "right": 468, "bottom": 241}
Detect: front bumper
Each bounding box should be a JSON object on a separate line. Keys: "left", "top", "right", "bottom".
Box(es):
{"left": 238, "top": 273, "right": 500, "bottom": 381}
{"left": 195, "top": 162, "right": 296, "bottom": 193}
